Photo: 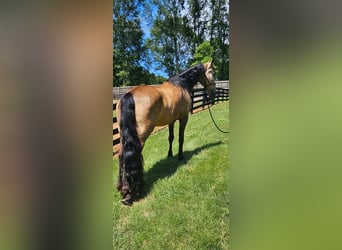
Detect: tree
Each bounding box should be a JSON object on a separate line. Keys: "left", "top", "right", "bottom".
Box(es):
{"left": 191, "top": 41, "right": 214, "bottom": 65}
{"left": 147, "top": 0, "right": 229, "bottom": 79}
{"left": 113, "top": 0, "right": 229, "bottom": 85}
{"left": 191, "top": 41, "right": 222, "bottom": 80}
{"left": 113, "top": 0, "right": 146, "bottom": 86}
{"left": 148, "top": 0, "right": 194, "bottom": 76}
{"left": 208, "top": 0, "right": 229, "bottom": 80}
{"left": 186, "top": 0, "right": 206, "bottom": 52}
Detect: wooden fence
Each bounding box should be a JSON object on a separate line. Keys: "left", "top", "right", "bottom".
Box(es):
{"left": 113, "top": 81, "right": 229, "bottom": 100}
{"left": 190, "top": 87, "right": 229, "bottom": 113}
{"left": 113, "top": 81, "right": 229, "bottom": 153}
{"left": 113, "top": 115, "right": 120, "bottom": 148}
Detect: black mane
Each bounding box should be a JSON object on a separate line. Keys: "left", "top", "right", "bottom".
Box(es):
{"left": 167, "top": 64, "right": 204, "bottom": 91}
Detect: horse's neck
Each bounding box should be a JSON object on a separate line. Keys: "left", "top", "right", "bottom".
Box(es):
{"left": 167, "top": 64, "right": 204, "bottom": 91}
{"left": 178, "top": 76, "right": 198, "bottom": 90}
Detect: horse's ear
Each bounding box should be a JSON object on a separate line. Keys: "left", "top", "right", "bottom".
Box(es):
{"left": 204, "top": 60, "right": 213, "bottom": 69}
{"left": 205, "top": 60, "right": 213, "bottom": 69}
{"left": 210, "top": 59, "right": 214, "bottom": 68}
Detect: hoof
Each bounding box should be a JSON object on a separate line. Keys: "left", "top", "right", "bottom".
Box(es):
{"left": 121, "top": 194, "right": 133, "bottom": 206}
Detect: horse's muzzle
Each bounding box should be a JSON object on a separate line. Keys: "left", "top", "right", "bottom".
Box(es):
{"left": 207, "top": 85, "right": 216, "bottom": 98}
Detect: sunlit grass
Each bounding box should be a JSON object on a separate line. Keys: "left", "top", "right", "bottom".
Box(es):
{"left": 113, "top": 101, "right": 229, "bottom": 249}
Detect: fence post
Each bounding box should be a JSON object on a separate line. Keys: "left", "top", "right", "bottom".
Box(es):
{"left": 215, "top": 89, "right": 219, "bottom": 104}
{"left": 191, "top": 90, "right": 194, "bottom": 114}
{"left": 203, "top": 89, "right": 207, "bottom": 110}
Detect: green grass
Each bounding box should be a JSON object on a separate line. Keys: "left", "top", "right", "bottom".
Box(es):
{"left": 113, "top": 101, "right": 229, "bottom": 249}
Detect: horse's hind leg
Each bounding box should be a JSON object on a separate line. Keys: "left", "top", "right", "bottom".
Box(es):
{"left": 117, "top": 147, "right": 132, "bottom": 205}
{"left": 168, "top": 122, "right": 175, "bottom": 157}
{"left": 178, "top": 116, "right": 188, "bottom": 160}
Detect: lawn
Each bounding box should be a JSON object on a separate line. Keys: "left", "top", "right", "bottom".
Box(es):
{"left": 113, "top": 101, "right": 229, "bottom": 249}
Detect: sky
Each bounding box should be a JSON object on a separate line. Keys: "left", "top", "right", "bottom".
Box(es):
{"left": 138, "top": 3, "right": 168, "bottom": 77}
{"left": 137, "top": 1, "right": 229, "bottom": 78}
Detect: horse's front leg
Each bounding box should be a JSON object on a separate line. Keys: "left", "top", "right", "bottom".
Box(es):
{"left": 168, "top": 122, "right": 175, "bottom": 157}
{"left": 178, "top": 116, "right": 188, "bottom": 160}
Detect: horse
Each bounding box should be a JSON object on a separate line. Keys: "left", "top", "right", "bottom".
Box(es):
{"left": 116, "top": 61, "right": 216, "bottom": 205}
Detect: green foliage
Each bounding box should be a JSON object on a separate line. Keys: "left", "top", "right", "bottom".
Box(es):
{"left": 113, "top": 0, "right": 161, "bottom": 86}
{"left": 192, "top": 41, "right": 214, "bottom": 65}
{"left": 147, "top": 0, "right": 229, "bottom": 79}
{"left": 147, "top": 0, "right": 194, "bottom": 76}
{"left": 113, "top": 0, "right": 229, "bottom": 85}
{"left": 208, "top": 0, "right": 229, "bottom": 80}
{"left": 187, "top": 0, "right": 206, "bottom": 50}
{"left": 115, "top": 70, "right": 129, "bottom": 85}
{"left": 113, "top": 102, "right": 229, "bottom": 249}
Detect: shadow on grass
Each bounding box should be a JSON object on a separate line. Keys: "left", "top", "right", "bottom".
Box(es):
{"left": 138, "top": 141, "right": 223, "bottom": 200}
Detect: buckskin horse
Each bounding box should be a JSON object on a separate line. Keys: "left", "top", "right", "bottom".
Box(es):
{"left": 116, "top": 61, "right": 216, "bottom": 205}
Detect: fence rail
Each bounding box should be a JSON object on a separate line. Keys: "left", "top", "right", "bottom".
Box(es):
{"left": 113, "top": 81, "right": 229, "bottom": 100}
{"left": 113, "top": 81, "right": 229, "bottom": 154}
{"left": 190, "top": 87, "right": 229, "bottom": 113}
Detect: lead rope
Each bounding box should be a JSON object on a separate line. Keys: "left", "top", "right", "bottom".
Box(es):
{"left": 208, "top": 103, "right": 229, "bottom": 134}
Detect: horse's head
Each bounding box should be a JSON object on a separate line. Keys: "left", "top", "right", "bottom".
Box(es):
{"left": 200, "top": 61, "right": 216, "bottom": 98}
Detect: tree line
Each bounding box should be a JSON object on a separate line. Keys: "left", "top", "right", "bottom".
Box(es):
{"left": 113, "top": 0, "right": 229, "bottom": 87}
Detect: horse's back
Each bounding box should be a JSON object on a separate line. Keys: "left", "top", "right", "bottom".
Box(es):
{"left": 129, "top": 85, "right": 163, "bottom": 120}
{"left": 125, "top": 85, "right": 164, "bottom": 142}
{"left": 155, "top": 82, "right": 191, "bottom": 122}
{"left": 131, "top": 83, "right": 190, "bottom": 124}
{"left": 117, "top": 83, "right": 190, "bottom": 143}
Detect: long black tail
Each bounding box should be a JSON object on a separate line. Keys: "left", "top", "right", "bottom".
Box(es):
{"left": 119, "top": 92, "right": 144, "bottom": 199}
